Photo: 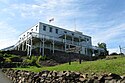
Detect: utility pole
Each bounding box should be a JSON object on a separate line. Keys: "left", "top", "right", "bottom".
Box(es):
{"left": 119, "top": 45, "right": 122, "bottom": 54}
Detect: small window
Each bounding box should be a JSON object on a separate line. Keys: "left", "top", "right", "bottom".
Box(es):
{"left": 87, "top": 39, "right": 89, "bottom": 41}
{"left": 31, "top": 29, "right": 33, "bottom": 31}
{"left": 56, "top": 29, "right": 58, "bottom": 34}
{"left": 49, "top": 27, "right": 52, "bottom": 32}
{"left": 43, "top": 25, "right": 46, "bottom": 31}
{"left": 64, "top": 31, "right": 67, "bottom": 33}
{"left": 36, "top": 25, "right": 38, "bottom": 31}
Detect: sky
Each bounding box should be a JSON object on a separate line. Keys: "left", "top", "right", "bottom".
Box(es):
{"left": 0, "top": 0, "right": 125, "bottom": 54}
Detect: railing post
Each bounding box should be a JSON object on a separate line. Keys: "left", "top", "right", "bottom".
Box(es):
{"left": 42, "top": 35, "right": 45, "bottom": 56}
{"left": 53, "top": 37, "right": 55, "bottom": 53}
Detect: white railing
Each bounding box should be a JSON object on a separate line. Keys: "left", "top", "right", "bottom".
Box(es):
{"left": 14, "top": 32, "right": 88, "bottom": 47}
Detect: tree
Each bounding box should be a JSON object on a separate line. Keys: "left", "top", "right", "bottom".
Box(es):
{"left": 0, "top": 53, "right": 4, "bottom": 62}
{"left": 98, "top": 43, "right": 108, "bottom": 55}
{"left": 110, "top": 52, "right": 118, "bottom": 55}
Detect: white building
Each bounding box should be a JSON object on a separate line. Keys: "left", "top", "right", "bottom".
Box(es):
{"left": 11, "top": 22, "right": 104, "bottom": 56}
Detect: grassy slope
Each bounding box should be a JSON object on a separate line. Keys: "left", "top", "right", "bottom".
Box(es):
{"left": 15, "top": 55, "right": 125, "bottom": 75}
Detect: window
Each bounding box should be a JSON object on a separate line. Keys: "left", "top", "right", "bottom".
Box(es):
{"left": 87, "top": 39, "right": 89, "bottom": 41}
{"left": 64, "top": 31, "right": 67, "bottom": 33}
{"left": 49, "top": 27, "right": 52, "bottom": 32}
{"left": 43, "top": 25, "right": 46, "bottom": 31}
{"left": 31, "top": 29, "right": 33, "bottom": 31}
{"left": 36, "top": 25, "right": 38, "bottom": 31}
{"left": 55, "top": 29, "right": 58, "bottom": 34}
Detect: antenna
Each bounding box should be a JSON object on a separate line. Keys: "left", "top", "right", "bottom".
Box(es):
{"left": 119, "top": 45, "right": 122, "bottom": 54}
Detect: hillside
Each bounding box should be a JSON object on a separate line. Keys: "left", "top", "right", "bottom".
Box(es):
{"left": 15, "top": 55, "right": 125, "bottom": 75}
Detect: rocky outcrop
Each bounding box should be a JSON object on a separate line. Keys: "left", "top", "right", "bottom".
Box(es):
{"left": 2, "top": 68, "right": 125, "bottom": 83}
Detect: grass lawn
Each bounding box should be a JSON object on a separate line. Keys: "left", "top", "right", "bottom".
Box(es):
{"left": 14, "top": 55, "right": 125, "bottom": 75}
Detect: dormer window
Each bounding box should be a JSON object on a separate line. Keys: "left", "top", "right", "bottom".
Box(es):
{"left": 36, "top": 25, "right": 38, "bottom": 31}
{"left": 87, "top": 38, "right": 89, "bottom": 41}
{"left": 56, "top": 29, "right": 58, "bottom": 34}
{"left": 49, "top": 27, "right": 52, "bottom": 32}
{"left": 31, "top": 29, "right": 33, "bottom": 31}
{"left": 43, "top": 25, "right": 46, "bottom": 31}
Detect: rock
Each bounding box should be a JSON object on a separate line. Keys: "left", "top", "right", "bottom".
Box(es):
{"left": 108, "top": 73, "right": 121, "bottom": 79}
{"left": 104, "top": 76, "right": 113, "bottom": 80}
{"left": 79, "top": 77, "right": 85, "bottom": 82}
{"left": 2, "top": 69, "right": 125, "bottom": 83}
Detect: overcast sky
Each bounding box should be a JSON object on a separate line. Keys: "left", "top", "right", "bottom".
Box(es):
{"left": 0, "top": 0, "right": 125, "bottom": 54}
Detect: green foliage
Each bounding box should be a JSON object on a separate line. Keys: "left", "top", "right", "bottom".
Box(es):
{"left": 98, "top": 42, "right": 108, "bottom": 55}
{"left": 10, "top": 56, "right": 23, "bottom": 62}
{"left": 5, "top": 58, "right": 12, "bottom": 63}
{"left": 23, "top": 59, "right": 32, "bottom": 65}
{"left": 40, "top": 55, "right": 47, "bottom": 61}
{"left": 0, "top": 53, "right": 4, "bottom": 63}
{"left": 36, "top": 55, "right": 42, "bottom": 67}
{"left": 22, "top": 55, "right": 42, "bottom": 67}
{"left": 3, "top": 53, "right": 16, "bottom": 57}
{"left": 0, "top": 53, "right": 3, "bottom": 57}
{"left": 15, "top": 55, "right": 125, "bottom": 75}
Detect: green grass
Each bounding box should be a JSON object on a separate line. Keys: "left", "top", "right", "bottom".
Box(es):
{"left": 14, "top": 55, "right": 125, "bottom": 75}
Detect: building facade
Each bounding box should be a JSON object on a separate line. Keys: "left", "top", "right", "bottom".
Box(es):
{"left": 9, "top": 22, "right": 104, "bottom": 56}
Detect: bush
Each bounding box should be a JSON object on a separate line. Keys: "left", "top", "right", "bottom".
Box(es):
{"left": 22, "top": 55, "right": 42, "bottom": 67}
{"left": 3, "top": 53, "right": 16, "bottom": 57}
{"left": 10, "top": 56, "right": 23, "bottom": 62}
{"left": 40, "top": 55, "right": 47, "bottom": 61}
{"left": 36, "top": 55, "right": 42, "bottom": 67}
{"left": 110, "top": 52, "right": 118, "bottom": 55}
{"left": 5, "top": 58, "right": 12, "bottom": 63}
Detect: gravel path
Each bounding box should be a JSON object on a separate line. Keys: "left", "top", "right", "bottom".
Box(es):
{"left": 0, "top": 69, "right": 12, "bottom": 83}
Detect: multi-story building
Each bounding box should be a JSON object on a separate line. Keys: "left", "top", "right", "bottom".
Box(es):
{"left": 3, "top": 22, "right": 105, "bottom": 56}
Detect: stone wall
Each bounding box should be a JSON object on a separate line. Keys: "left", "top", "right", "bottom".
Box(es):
{"left": 2, "top": 68, "right": 125, "bottom": 83}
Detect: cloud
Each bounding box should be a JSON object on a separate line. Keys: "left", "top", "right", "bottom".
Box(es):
{"left": 108, "top": 48, "right": 120, "bottom": 54}
{"left": 0, "top": 39, "right": 17, "bottom": 50}
{"left": 0, "top": 0, "right": 125, "bottom": 54}
{"left": 0, "top": 21, "right": 19, "bottom": 49}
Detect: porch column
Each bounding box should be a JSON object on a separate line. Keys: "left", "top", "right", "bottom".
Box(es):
{"left": 72, "top": 35, "right": 74, "bottom": 44}
{"left": 22, "top": 42, "right": 24, "bottom": 51}
{"left": 39, "top": 41, "right": 42, "bottom": 55}
{"left": 64, "top": 34, "right": 67, "bottom": 52}
{"left": 29, "top": 36, "right": 32, "bottom": 56}
{"left": 50, "top": 43, "right": 52, "bottom": 53}
{"left": 79, "top": 36, "right": 81, "bottom": 46}
{"left": 42, "top": 35, "right": 45, "bottom": 56}
{"left": 52, "top": 37, "right": 55, "bottom": 53}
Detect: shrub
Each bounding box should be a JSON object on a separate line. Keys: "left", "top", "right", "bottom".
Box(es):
{"left": 110, "top": 52, "right": 118, "bottom": 55}
{"left": 10, "top": 56, "right": 23, "bottom": 62}
{"left": 22, "top": 55, "right": 41, "bottom": 67}
{"left": 3, "top": 53, "right": 16, "bottom": 57}
{"left": 36, "top": 55, "right": 42, "bottom": 67}
{"left": 22, "top": 59, "right": 32, "bottom": 67}
{"left": 40, "top": 55, "right": 47, "bottom": 61}
{"left": 5, "top": 58, "right": 12, "bottom": 63}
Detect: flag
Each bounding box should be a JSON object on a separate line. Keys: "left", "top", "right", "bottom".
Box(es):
{"left": 49, "top": 18, "right": 54, "bottom": 23}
